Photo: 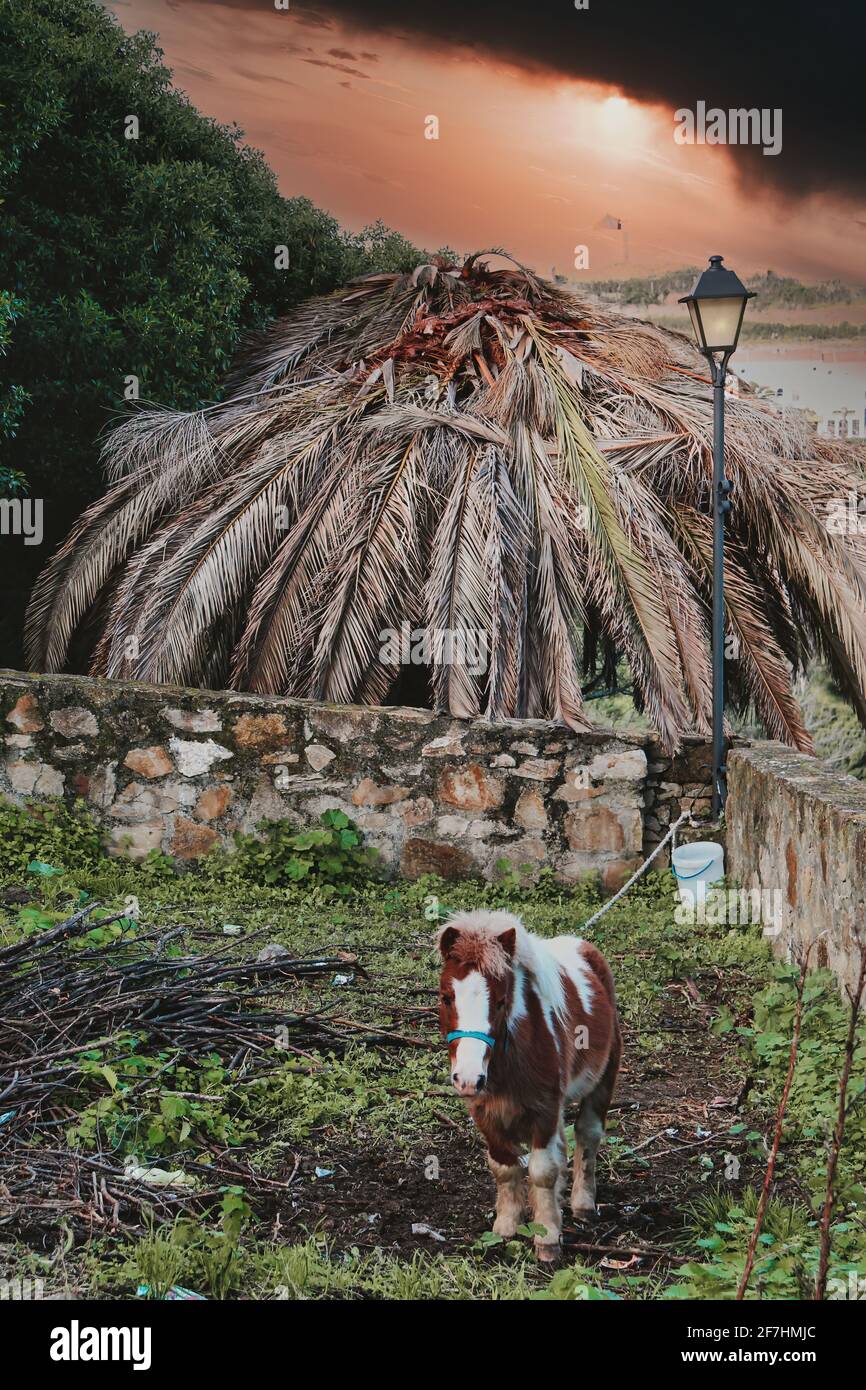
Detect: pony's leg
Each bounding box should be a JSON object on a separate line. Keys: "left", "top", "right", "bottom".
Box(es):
{"left": 571, "top": 1102, "right": 603, "bottom": 1217}
{"left": 528, "top": 1125, "right": 566, "bottom": 1261}
{"left": 487, "top": 1152, "right": 525, "bottom": 1238}
{"left": 572, "top": 1026, "right": 620, "bottom": 1218}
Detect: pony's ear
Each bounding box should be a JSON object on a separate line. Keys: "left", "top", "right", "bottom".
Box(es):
{"left": 438, "top": 925, "right": 460, "bottom": 958}
{"left": 497, "top": 927, "right": 517, "bottom": 958}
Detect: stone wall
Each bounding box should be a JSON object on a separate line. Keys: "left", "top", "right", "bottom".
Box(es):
{"left": 0, "top": 670, "right": 714, "bottom": 887}
{"left": 727, "top": 743, "right": 866, "bottom": 997}
{"left": 8, "top": 665, "right": 860, "bottom": 989}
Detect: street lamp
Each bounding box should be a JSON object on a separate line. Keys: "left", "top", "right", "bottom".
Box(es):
{"left": 679, "top": 256, "right": 755, "bottom": 817}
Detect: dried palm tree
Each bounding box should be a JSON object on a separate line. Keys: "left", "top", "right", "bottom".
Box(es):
{"left": 25, "top": 253, "right": 866, "bottom": 752}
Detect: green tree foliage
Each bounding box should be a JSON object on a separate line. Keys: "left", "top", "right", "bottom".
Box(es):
{"left": 0, "top": 292, "right": 30, "bottom": 456}
{"left": 0, "top": 0, "right": 424, "bottom": 661}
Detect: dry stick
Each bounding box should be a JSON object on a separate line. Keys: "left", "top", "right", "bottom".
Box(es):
{"left": 736, "top": 943, "right": 813, "bottom": 1301}
{"left": 814, "top": 933, "right": 866, "bottom": 1301}
{"left": 560, "top": 1240, "right": 691, "bottom": 1269}
{"left": 0, "top": 901, "right": 103, "bottom": 962}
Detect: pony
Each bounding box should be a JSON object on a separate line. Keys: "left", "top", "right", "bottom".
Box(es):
{"left": 437, "top": 909, "right": 621, "bottom": 1261}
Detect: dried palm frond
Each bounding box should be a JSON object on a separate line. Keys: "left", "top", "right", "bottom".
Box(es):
{"left": 26, "top": 254, "right": 866, "bottom": 752}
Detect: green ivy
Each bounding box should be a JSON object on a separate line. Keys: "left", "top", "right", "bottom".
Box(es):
{"left": 229, "top": 810, "right": 380, "bottom": 892}
{"left": 0, "top": 796, "right": 103, "bottom": 878}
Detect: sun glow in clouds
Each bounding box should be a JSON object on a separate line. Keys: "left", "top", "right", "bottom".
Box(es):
{"left": 108, "top": 1, "right": 866, "bottom": 282}
{"left": 596, "top": 94, "right": 650, "bottom": 145}
{"left": 550, "top": 86, "right": 663, "bottom": 161}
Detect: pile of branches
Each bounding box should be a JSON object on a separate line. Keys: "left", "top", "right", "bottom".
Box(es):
{"left": 0, "top": 903, "right": 428, "bottom": 1242}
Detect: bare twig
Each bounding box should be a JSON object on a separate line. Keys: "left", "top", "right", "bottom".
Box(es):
{"left": 736, "top": 943, "right": 814, "bottom": 1301}
{"left": 814, "top": 932, "right": 866, "bottom": 1301}
{"left": 0, "top": 901, "right": 103, "bottom": 963}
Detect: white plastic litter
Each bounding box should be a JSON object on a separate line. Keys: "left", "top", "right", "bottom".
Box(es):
{"left": 257, "top": 943, "right": 291, "bottom": 963}
{"left": 124, "top": 1158, "right": 196, "bottom": 1188}
{"left": 412, "top": 1223, "right": 446, "bottom": 1241}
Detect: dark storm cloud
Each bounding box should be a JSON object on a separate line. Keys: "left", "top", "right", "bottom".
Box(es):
{"left": 188, "top": 0, "right": 866, "bottom": 205}
{"left": 302, "top": 57, "right": 371, "bottom": 79}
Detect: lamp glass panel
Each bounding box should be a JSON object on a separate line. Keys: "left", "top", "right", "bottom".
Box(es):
{"left": 695, "top": 295, "right": 745, "bottom": 351}
{"left": 686, "top": 299, "right": 704, "bottom": 350}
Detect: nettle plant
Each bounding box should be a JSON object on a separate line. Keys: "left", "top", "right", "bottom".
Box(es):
{"left": 232, "top": 809, "right": 380, "bottom": 890}
{"left": 0, "top": 796, "right": 103, "bottom": 879}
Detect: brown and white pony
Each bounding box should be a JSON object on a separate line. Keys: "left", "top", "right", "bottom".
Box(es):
{"left": 437, "top": 909, "right": 621, "bottom": 1261}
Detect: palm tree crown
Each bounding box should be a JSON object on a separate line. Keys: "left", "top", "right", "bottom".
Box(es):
{"left": 26, "top": 253, "right": 866, "bottom": 752}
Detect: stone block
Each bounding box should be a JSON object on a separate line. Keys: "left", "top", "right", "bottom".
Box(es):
{"left": 108, "top": 820, "right": 163, "bottom": 861}
{"left": 305, "top": 743, "right": 336, "bottom": 771}
{"left": 565, "top": 805, "right": 625, "bottom": 853}
{"left": 514, "top": 758, "right": 560, "bottom": 780}
{"left": 6, "top": 694, "right": 43, "bottom": 733}
{"left": 195, "top": 785, "right": 232, "bottom": 821}
{"left": 124, "top": 746, "right": 173, "bottom": 779}
{"left": 233, "top": 713, "right": 289, "bottom": 749}
{"left": 165, "top": 707, "right": 222, "bottom": 733}
{"left": 7, "top": 760, "right": 64, "bottom": 797}
{"left": 438, "top": 763, "right": 504, "bottom": 811}
{"left": 400, "top": 837, "right": 477, "bottom": 880}
{"left": 49, "top": 706, "right": 98, "bottom": 738}
{"left": 348, "top": 778, "right": 408, "bottom": 811}
{"left": 588, "top": 748, "right": 647, "bottom": 782}
{"left": 171, "top": 816, "right": 220, "bottom": 860}
{"left": 169, "top": 737, "right": 233, "bottom": 777}
{"left": 514, "top": 788, "right": 548, "bottom": 830}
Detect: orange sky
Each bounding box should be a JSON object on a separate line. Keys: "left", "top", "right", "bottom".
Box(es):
{"left": 111, "top": 0, "right": 865, "bottom": 283}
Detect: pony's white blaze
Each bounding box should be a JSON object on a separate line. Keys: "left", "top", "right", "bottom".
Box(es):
{"left": 451, "top": 970, "right": 491, "bottom": 1093}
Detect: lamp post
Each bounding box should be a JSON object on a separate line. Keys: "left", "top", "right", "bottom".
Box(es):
{"left": 679, "top": 256, "right": 754, "bottom": 817}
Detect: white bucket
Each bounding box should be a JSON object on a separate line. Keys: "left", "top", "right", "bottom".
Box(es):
{"left": 672, "top": 840, "right": 725, "bottom": 907}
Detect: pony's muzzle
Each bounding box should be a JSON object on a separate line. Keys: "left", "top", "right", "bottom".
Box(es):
{"left": 447, "top": 1030, "right": 495, "bottom": 1097}
{"left": 452, "top": 1070, "right": 486, "bottom": 1097}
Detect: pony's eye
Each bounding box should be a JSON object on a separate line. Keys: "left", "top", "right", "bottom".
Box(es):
{"left": 495, "top": 999, "right": 505, "bottom": 1011}
{"left": 441, "top": 992, "right": 454, "bottom": 1006}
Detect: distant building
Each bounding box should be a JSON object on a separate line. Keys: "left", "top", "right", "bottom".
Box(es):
{"left": 822, "top": 407, "right": 862, "bottom": 440}
{"left": 734, "top": 347, "right": 866, "bottom": 442}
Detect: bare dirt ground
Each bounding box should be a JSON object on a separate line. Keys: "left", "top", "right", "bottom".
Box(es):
{"left": 265, "top": 977, "right": 775, "bottom": 1282}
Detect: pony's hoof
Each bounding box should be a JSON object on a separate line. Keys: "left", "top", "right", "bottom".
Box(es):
{"left": 492, "top": 1218, "right": 519, "bottom": 1239}
{"left": 534, "top": 1238, "right": 562, "bottom": 1264}
{"left": 571, "top": 1202, "right": 598, "bottom": 1223}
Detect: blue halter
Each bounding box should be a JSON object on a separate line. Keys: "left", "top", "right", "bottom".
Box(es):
{"left": 446, "top": 1030, "right": 496, "bottom": 1049}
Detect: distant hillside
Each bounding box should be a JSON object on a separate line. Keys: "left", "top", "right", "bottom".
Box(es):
{"left": 579, "top": 268, "right": 865, "bottom": 310}
{"left": 795, "top": 670, "right": 866, "bottom": 778}
{"left": 650, "top": 315, "right": 866, "bottom": 342}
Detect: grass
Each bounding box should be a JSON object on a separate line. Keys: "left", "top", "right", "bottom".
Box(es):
{"left": 1, "top": 799, "right": 864, "bottom": 1300}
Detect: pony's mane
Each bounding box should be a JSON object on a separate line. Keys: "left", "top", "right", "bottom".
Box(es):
{"left": 436, "top": 911, "right": 568, "bottom": 1017}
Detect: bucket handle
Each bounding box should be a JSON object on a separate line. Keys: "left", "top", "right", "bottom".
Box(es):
{"left": 672, "top": 858, "right": 717, "bottom": 881}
